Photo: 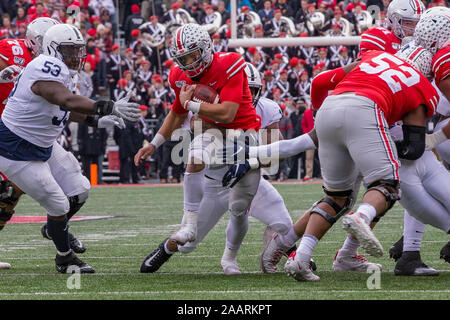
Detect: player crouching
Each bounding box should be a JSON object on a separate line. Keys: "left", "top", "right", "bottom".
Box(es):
{"left": 0, "top": 24, "right": 140, "bottom": 273}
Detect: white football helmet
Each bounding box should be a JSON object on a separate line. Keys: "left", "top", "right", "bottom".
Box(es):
{"left": 25, "top": 17, "right": 59, "bottom": 56}
{"left": 395, "top": 42, "right": 433, "bottom": 78}
{"left": 387, "top": 0, "right": 425, "bottom": 39}
{"left": 413, "top": 8, "right": 450, "bottom": 55}
{"left": 244, "top": 62, "right": 262, "bottom": 106}
{"left": 42, "top": 24, "right": 86, "bottom": 76}
{"left": 170, "top": 23, "right": 213, "bottom": 78}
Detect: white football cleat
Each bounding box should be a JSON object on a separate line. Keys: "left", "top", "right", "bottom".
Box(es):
{"left": 284, "top": 251, "right": 320, "bottom": 282}
{"left": 170, "top": 211, "right": 197, "bottom": 245}
{"left": 0, "top": 262, "right": 11, "bottom": 269}
{"left": 221, "top": 248, "right": 242, "bottom": 275}
{"left": 260, "top": 233, "right": 291, "bottom": 273}
{"left": 332, "top": 250, "right": 382, "bottom": 271}
{"left": 342, "top": 212, "right": 383, "bottom": 257}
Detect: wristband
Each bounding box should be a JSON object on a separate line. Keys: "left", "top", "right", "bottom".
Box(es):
{"left": 93, "top": 100, "right": 114, "bottom": 116}
{"left": 184, "top": 100, "right": 201, "bottom": 113}
{"left": 248, "top": 158, "right": 260, "bottom": 169}
{"left": 85, "top": 115, "right": 99, "bottom": 127}
{"left": 150, "top": 133, "right": 166, "bottom": 149}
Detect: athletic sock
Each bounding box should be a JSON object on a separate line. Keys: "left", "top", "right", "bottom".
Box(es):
{"left": 403, "top": 210, "right": 425, "bottom": 252}
{"left": 296, "top": 234, "right": 319, "bottom": 264}
{"left": 356, "top": 203, "right": 377, "bottom": 224}
{"left": 163, "top": 239, "right": 176, "bottom": 255}
{"left": 183, "top": 171, "right": 204, "bottom": 213}
{"left": 339, "top": 235, "right": 360, "bottom": 256}
{"left": 47, "top": 216, "right": 70, "bottom": 253}
{"left": 225, "top": 214, "right": 249, "bottom": 251}
{"left": 279, "top": 226, "right": 300, "bottom": 248}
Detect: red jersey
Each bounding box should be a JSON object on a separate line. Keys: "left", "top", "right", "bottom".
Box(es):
{"left": 310, "top": 67, "right": 346, "bottom": 110}
{"left": 0, "top": 39, "right": 33, "bottom": 116}
{"left": 331, "top": 51, "right": 438, "bottom": 125}
{"left": 169, "top": 52, "right": 261, "bottom": 130}
{"left": 359, "top": 27, "right": 401, "bottom": 56}
{"left": 432, "top": 46, "right": 450, "bottom": 85}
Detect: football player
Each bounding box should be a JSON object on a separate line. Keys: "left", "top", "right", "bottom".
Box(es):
{"left": 0, "top": 23, "right": 140, "bottom": 273}
{"left": 135, "top": 24, "right": 261, "bottom": 255}
{"left": 0, "top": 17, "right": 59, "bottom": 269}
{"left": 140, "top": 63, "right": 311, "bottom": 274}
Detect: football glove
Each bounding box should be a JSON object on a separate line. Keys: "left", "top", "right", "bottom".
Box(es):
{"left": 112, "top": 90, "right": 140, "bottom": 122}
{"left": 0, "top": 65, "right": 22, "bottom": 83}
{"left": 425, "top": 129, "right": 447, "bottom": 150}
{"left": 222, "top": 158, "right": 260, "bottom": 188}
{"left": 98, "top": 115, "right": 126, "bottom": 129}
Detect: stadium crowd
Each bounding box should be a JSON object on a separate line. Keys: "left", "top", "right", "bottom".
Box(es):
{"left": 0, "top": 0, "right": 447, "bottom": 183}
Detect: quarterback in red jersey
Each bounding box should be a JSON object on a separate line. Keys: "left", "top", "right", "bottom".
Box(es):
{"left": 136, "top": 23, "right": 262, "bottom": 260}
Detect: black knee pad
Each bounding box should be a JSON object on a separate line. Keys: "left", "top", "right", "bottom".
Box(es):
{"left": 366, "top": 179, "right": 400, "bottom": 212}
{"left": 310, "top": 188, "right": 354, "bottom": 226}
{"left": 67, "top": 195, "right": 86, "bottom": 218}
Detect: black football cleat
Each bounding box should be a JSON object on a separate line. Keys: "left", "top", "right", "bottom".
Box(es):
{"left": 394, "top": 251, "right": 438, "bottom": 276}
{"left": 41, "top": 224, "right": 86, "bottom": 254}
{"left": 440, "top": 242, "right": 450, "bottom": 263}
{"left": 55, "top": 250, "right": 95, "bottom": 274}
{"left": 140, "top": 238, "right": 173, "bottom": 273}
{"left": 389, "top": 236, "right": 403, "bottom": 261}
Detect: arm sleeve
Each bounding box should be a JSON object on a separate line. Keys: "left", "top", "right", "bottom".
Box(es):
{"left": 249, "top": 133, "right": 316, "bottom": 160}
{"left": 310, "top": 67, "right": 346, "bottom": 110}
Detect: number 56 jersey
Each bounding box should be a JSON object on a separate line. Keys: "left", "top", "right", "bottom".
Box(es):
{"left": 2, "top": 54, "right": 72, "bottom": 149}
{"left": 331, "top": 50, "right": 439, "bottom": 125}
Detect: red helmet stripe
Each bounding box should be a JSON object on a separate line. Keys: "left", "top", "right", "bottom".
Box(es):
{"left": 408, "top": 47, "right": 423, "bottom": 61}
{"left": 176, "top": 27, "right": 183, "bottom": 51}
{"left": 413, "top": 0, "right": 422, "bottom": 14}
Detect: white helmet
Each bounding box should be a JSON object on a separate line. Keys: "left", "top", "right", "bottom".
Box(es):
{"left": 413, "top": 8, "right": 450, "bottom": 55}
{"left": 387, "top": 0, "right": 425, "bottom": 39}
{"left": 170, "top": 23, "right": 213, "bottom": 78}
{"left": 42, "top": 24, "right": 86, "bottom": 76}
{"left": 244, "top": 62, "right": 262, "bottom": 106}
{"left": 26, "top": 17, "right": 59, "bottom": 56}
{"left": 395, "top": 42, "right": 433, "bottom": 77}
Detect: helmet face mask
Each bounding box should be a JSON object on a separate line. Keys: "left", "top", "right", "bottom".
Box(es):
{"left": 387, "top": 0, "right": 424, "bottom": 39}
{"left": 244, "top": 62, "right": 262, "bottom": 107}
{"left": 58, "top": 43, "right": 87, "bottom": 73}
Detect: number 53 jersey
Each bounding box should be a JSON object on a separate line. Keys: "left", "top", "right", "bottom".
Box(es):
{"left": 331, "top": 50, "right": 439, "bottom": 126}
{"left": 2, "top": 54, "right": 72, "bottom": 149}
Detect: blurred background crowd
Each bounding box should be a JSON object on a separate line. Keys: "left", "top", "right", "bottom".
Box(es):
{"left": 0, "top": 0, "right": 447, "bottom": 184}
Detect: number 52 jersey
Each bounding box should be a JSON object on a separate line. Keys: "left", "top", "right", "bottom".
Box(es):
{"left": 331, "top": 50, "right": 439, "bottom": 125}
{"left": 2, "top": 54, "right": 73, "bottom": 149}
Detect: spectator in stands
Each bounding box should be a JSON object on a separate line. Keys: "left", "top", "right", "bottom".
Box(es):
{"left": 114, "top": 120, "right": 143, "bottom": 184}
{"left": 276, "top": 0, "right": 294, "bottom": 18}
{"left": 278, "top": 104, "right": 294, "bottom": 181}
{"left": 123, "top": 4, "right": 144, "bottom": 45}
{"left": 78, "top": 61, "right": 94, "bottom": 99}
{"left": 301, "top": 105, "right": 315, "bottom": 181}
{"left": 78, "top": 123, "right": 108, "bottom": 185}
{"left": 217, "top": 1, "right": 230, "bottom": 23}
{"left": 258, "top": 0, "right": 273, "bottom": 25}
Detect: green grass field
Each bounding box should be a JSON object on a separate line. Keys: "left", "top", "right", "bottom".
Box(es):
{"left": 0, "top": 183, "right": 449, "bottom": 300}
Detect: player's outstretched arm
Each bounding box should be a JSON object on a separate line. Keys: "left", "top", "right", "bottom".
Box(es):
{"left": 134, "top": 110, "right": 187, "bottom": 166}
{"left": 31, "top": 81, "right": 140, "bottom": 121}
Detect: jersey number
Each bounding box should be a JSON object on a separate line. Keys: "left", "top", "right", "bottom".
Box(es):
{"left": 42, "top": 61, "right": 61, "bottom": 77}
{"left": 52, "top": 107, "right": 69, "bottom": 127}
{"left": 7, "top": 40, "right": 23, "bottom": 56}
{"left": 359, "top": 52, "right": 420, "bottom": 93}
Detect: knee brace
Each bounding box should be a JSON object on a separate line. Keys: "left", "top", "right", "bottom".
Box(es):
{"left": 67, "top": 190, "right": 89, "bottom": 218}
{"left": 310, "top": 188, "right": 353, "bottom": 225}
{"left": 366, "top": 179, "right": 400, "bottom": 219}
{"left": 0, "top": 182, "right": 23, "bottom": 230}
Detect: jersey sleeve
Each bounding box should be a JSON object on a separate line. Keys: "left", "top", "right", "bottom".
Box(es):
{"left": 218, "top": 52, "right": 247, "bottom": 103}
{"left": 310, "top": 67, "right": 346, "bottom": 110}
{"left": 224, "top": 53, "right": 246, "bottom": 81}
{"left": 168, "top": 67, "right": 188, "bottom": 115}
{"left": 28, "top": 56, "right": 71, "bottom": 86}
{"left": 424, "top": 87, "right": 440, "bottom": 118}
{"left": 432, "top": 47, "right": 450, "bottom": 84}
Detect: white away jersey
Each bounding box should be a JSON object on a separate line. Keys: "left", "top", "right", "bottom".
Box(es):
{"left": 2, "top": 55, "right": 72, "bottom": 148}
{"left": 256, "top": 97, "right": 282, "bottom": 129}
{"left": 433, "top": 80, "right": 450, "bottom": 116}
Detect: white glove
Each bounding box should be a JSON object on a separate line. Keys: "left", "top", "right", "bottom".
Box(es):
{"left": 425, "top": 129, "right": 448, "bottom": 150}
{"left": 112, "top": 90, "right": 140, "bottom": 122}
{"left": 98, "top": 115, "right": 126, "bottom": 129}
{"left": 0, "top": 65, "right": 22, "bottom": 83}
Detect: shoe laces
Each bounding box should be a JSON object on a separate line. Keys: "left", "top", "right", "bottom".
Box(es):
{"left": 353, "top": 254, "right": 368, "bottom": 262}
{"left": 271, "top": 248, "right": 284, "bottom": 263}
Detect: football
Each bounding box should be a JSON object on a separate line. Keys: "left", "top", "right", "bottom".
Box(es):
{"left": 191, "top": 84, "right": 220, "bottom": 104}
